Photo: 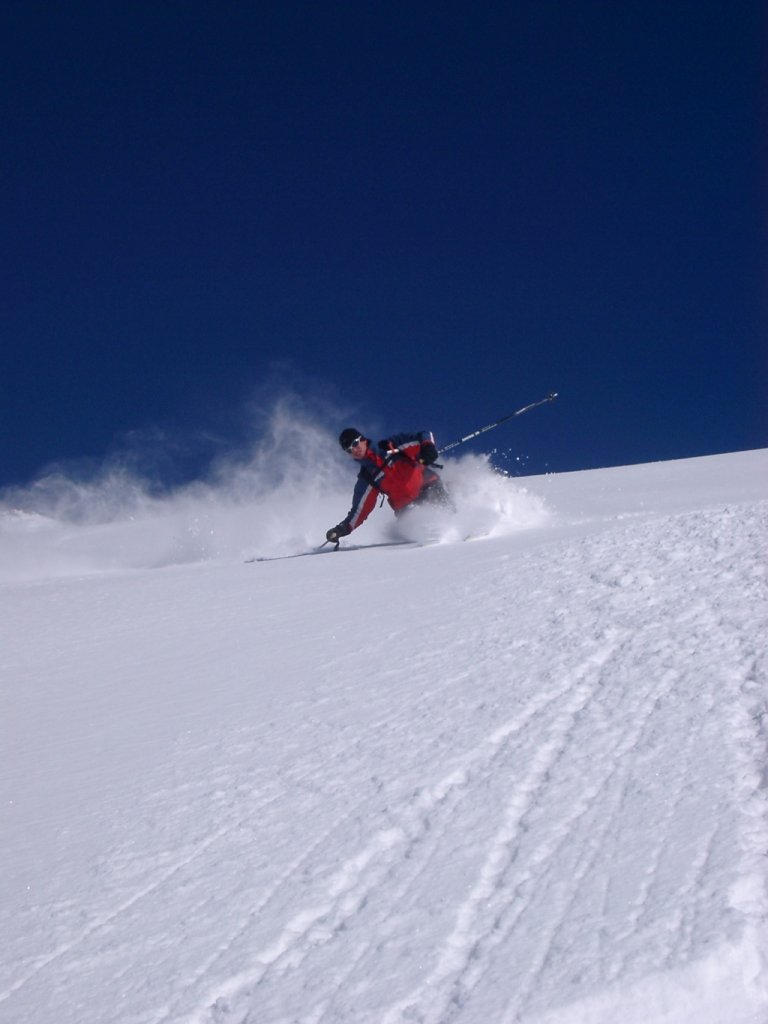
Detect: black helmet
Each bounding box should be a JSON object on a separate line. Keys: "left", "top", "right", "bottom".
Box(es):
{"left": 339, "top": 428, "right": 363, "bottom": 450}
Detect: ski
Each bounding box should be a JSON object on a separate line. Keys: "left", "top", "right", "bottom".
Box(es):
{"left": 245, "top": 539, "right": 418, "bottom": 563}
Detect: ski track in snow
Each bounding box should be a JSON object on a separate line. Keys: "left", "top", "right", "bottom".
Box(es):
{"left": 1, "top": 459, "right": 767, "bottom": 1024}
{"left": 185, "top": 512, "right": 762, "bottom": 1021}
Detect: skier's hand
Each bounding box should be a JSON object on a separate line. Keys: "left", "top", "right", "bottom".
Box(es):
{"left": 419, "top": 442, "right": 438, "bottom": 465}
{"left": 378, "top": 438, "right": 396, "bottom": 453}
{"left": 326, "top": 523, "right": 351, "bottom": 542}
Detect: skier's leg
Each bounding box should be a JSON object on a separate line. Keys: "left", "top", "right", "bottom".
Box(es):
{"left": 414, "top": 478, "right": 455, "bottom": 513}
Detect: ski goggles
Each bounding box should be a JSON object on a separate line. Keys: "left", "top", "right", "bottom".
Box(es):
{"left": 343, "top": 435, "right": 364, "bottom": 452}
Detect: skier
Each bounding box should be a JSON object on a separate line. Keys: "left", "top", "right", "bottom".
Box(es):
{"left": 326, "top": 428, "right": 451, "bottom": 543}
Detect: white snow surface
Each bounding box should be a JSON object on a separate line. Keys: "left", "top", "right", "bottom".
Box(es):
{"left": 1, "top": 446, "right": 767, "bottom": 1024}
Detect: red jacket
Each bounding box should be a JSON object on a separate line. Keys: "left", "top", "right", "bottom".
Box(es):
{"left": 343, "top": 432, "right": 440, "bottom": 532}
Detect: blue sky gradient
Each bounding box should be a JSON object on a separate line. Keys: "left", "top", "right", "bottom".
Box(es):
{"left": 2, "top": 1, "right": 765, "bottom": 489}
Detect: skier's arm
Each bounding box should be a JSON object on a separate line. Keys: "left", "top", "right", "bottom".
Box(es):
{"left": 326, "top": 474, "right": 379, "bottom": 540}
{"left": 379, "top": 431, "right": 438, "bottom": 464}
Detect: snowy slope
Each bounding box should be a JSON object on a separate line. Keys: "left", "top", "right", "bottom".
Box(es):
{"left": 1, "top": 449, "right": 767, "bottom": 1024}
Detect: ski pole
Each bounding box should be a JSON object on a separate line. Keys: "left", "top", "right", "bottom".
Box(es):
{"left": 438, "top": 392, "right": 558, "bottom": 454}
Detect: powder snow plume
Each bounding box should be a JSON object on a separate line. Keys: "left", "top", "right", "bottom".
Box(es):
{"left": 0, "top": 406, "right": 548, "bottom": 582}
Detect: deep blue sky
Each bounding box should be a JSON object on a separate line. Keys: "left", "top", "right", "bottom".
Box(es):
{"left": 2, "top": 1, "right": 765, "bottom": 489}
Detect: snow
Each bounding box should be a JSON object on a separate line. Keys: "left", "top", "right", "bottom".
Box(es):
{"left": 1, "top": 443, "right": 767, "bottom": 1024}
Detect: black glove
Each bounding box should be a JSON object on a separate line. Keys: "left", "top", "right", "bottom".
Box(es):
{"left": 378, "top": 438, "right": 396, "bottom": 453}
{"left": 326, "top": 523, "right": 351, "bottom": 542}
{"left": 419, "top": 442, "right": 439, "bottom": 465}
